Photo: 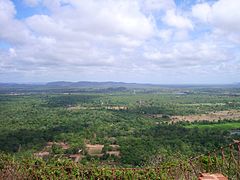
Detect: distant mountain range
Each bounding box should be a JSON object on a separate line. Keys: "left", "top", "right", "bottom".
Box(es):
{"left": 45, "top": 81, "right": 157, "bottom": 88}
{"left": 0, "top": 81, "right": 239, "bottom": 88}
{"left": 0, "top": 81, "right": 159, "bottom": 90}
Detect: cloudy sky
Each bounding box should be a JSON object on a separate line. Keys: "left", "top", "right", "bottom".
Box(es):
{"left": 0, "top": 0, "right": 240, "bottom": 84}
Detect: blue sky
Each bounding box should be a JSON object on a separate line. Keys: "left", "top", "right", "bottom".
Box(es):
{"left": 0, "top": 0, "right": 240, "bottom": 84}
{"left": 12, "top": 0, "right": 49, "bottom": 19}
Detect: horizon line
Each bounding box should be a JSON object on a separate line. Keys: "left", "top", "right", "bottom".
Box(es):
{"left": 0, "top": 81, "right": 238, "bottom": 86}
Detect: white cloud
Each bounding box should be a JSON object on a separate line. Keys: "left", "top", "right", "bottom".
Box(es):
{"left": 143, "top": 40, "right": 233, "bottom": 68}
{"left": 143, "top": 0, "right": 175, "bottom": 11}
{"left": 192, "top": 0, "right": 240, "bottom": 42}
{"left": 0, "top": 0, "right": 158, "bottom": 74}
{"left": 162, "top": 10, "right": 193, "bottom": 30}
{"left": 0, "top": 0, "right": 32, "bottom": 44}
{"left": 0, "top": 0, "right": 240, "bottom": 83}
{"left": 192, "top": 3, "right": 211, "bottom": 22}
{"left": 0, "top": 0, "right": 16, "bottom": 20}
{"left": 157, "top": 29, "right": 173, "bottom": 41}
{"left": 26, "top": 0, "right": 155, "bottom": 40}
{"left": 211, "top": 0, "right": 240, "bottom": 33}
{"left": 8, "top": 48, "right": 16, "bottom": 57}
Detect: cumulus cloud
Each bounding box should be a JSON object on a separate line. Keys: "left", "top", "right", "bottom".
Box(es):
{"left": 211, "top": 0, "right": 240, "bottom": 33}
{"left": 143, "top": 40, "right": 232, "bottom": 68}
{"left": 162, "top": 10, "right": 193, "bottom": 30}
{"left": 192, "top": 0, "right": 240, "bottom": 42}
{"left": 192, "top": 3, "right": 211, "bottom": 22}
{"left": 157, "top": 29, "right": 173, "bottom": 42}
{"left": 0, "top": 0, "right": 33, "bottom": 45}
{"left": 143, "top": 0, "right": 175, "bottom": 11}
{"left": 25, "top": 0, "right": 155, "bottom": 44}
{"left": 0, "top": 0, "right": 16, "bottom": 20}
{"left": 0, "top": 0, "right": 239, "bottom": 83}
{"left": 0, "top": 0, "right": 157, "bottom": 72}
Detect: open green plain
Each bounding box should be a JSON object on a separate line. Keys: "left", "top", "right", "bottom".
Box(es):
{"left": 0, "top": 85, "right": 240, "bottom": 167}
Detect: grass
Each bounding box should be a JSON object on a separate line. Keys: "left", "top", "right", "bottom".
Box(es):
{"left": 185, "top": 122, "right": 240, "bottom": 130}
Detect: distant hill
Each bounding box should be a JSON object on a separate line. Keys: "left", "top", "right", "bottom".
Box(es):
{"left": 45, "top": 81, "right": 156, "bottom": 88}
{"left": 1, "top": 81, "right": 239, "bottom": 89}
{"left": 0, "top": 81, "right": 158, "bottom": 94}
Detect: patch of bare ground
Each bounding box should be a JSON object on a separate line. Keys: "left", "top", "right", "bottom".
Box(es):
{"left": 105, "top": 106, "right": 128, "bottom": 110}
{"left": 106, "top": 151, "right": 120, "bottom": 157}
{"left": 34, "top": 141, "right": 70, "bottom": 158}
{"left": 199, "top": 173, "right": 227, "bottom": 180}
{"left": 68, "top": 154, "right": 83, "bottom": 163}
{"left": 85, "top": 143, "right": 121, "bottom": 157}
{"left": 46, "top": 141, "right": 70, "bottom": 150}
{"left": 85, "top": 144, "right": 104, "bottom": 157}
{"left": 34, "top": 141, "right": 85, "bottom": 162}
{"left": 170, "top": 110, "right": 240, "bottom": 123}
{"left": 34, "top": 151, "right": 50, "bottom": 158}
{"left": 67, "top": 105, "right": 128, "bottom": 111}
{"left": 67, "top": 106, "right": 100, "bottom": 110}
{"left": 146, "top": 114, "right": 163, "bottom": 118}
{"left": 109, "top": 145, "right": 120, "bottom": 150}
{"left": 107, "top": 145, "right": 120, "bottom": 157}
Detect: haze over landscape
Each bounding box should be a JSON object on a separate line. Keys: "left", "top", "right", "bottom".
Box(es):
{"left": 0, "top": 0, "right": 240, "bottom": 84}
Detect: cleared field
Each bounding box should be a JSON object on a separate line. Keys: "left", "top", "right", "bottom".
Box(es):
{"left": 171, "top": 110, "right": 240, "bottom": 122}
{"left": 67, "top": 106, "right": 100, "bottom": 110}
{"left": 177, "top": 103, "right": 226, "bottom": 106}
{"left": 106, "top": 151, "right": 120, "bottom": 157}
{"left": 67, "top": 105, "right": 128, "bottom": 110}
{"left": 85, "top": 144, "right": 104, "bottom": 157}
{"left": 185, "top": 122, "right": 240, "bottom": 130}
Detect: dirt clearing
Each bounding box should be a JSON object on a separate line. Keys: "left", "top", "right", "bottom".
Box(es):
{"left": 171, "top": 110, "right": 240, "bottom": 123}
{"left": 85, "top": 144, "right": 104, "bottom": 157}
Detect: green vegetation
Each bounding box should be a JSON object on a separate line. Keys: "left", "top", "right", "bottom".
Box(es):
{"left": 1, "top": 149, "right": 239, "bottom": 179}
{"left": 0, "top": 85, "right": 240, "bottom": 169}
{"left": 186, "top": 121, "right": 240, "bottom": 130}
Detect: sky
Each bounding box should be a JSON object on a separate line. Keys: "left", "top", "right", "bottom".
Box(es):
{"left": 0, "top": 0, "right": 240, "bottom": 84}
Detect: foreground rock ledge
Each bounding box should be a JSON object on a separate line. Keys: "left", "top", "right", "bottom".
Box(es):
{"left": 199, "top": 173, "right": 228, "bottom": 180}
